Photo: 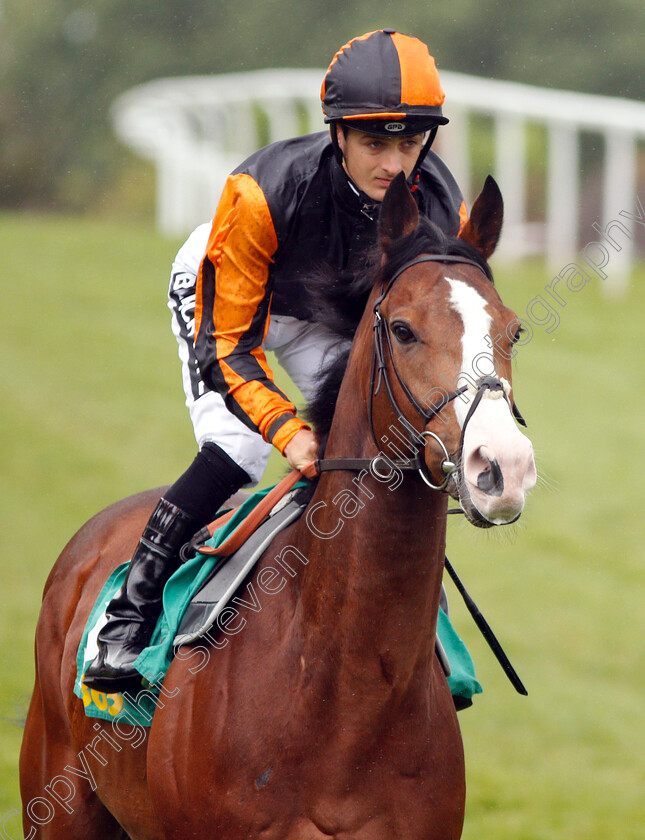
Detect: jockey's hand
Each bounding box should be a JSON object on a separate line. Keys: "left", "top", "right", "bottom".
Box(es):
{"left": 284, "top": 429, "right": 318, "bottom": 472}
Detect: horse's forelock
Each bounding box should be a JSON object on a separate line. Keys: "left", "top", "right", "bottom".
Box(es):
{"left": 381, "top": 217, "right": 494, "bottom": 287}
{"left": 307, "top": 221, "right": 492, "bottom": 341}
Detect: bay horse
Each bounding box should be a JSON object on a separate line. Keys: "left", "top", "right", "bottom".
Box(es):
{"left": 20, "top": 173, "right": 536, "bottom": 840}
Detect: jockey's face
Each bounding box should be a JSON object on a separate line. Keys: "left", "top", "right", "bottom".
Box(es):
{"left": 337, "top": 126, "right": 424, "bottom": 202}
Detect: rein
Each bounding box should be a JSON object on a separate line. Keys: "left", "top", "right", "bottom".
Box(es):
{"left": 315, "top": 254, "right": 527, "bottom": 490}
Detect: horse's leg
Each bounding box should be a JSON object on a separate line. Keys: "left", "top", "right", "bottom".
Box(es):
{"left": 20, "top": 670, "right": 130, "bottom": 840}
{"left": 18, "top": 497, "right": 157, "bottom": 840}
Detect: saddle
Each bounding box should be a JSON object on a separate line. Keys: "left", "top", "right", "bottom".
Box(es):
{"left": 175, "top": 487, "right": 306, "bottom": 646}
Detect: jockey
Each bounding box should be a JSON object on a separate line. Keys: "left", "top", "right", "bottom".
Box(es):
{"left": 84, "top": 29, "right": 468, "bottom": 693}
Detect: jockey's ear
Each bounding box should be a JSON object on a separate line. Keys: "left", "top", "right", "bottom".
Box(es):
{"left": 459, "top": 175, "right": 504, "bottom": 260}
{"left": 379, "top": 172, "right": 419, "bottom": 248}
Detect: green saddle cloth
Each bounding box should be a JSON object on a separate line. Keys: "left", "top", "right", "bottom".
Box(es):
{"left": 75, "top": 483, "right": 482, "bottom": 725}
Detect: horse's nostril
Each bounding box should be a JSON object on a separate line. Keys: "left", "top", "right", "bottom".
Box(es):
{"left": 476, "top": 457, "right": 504, "bottom": 496}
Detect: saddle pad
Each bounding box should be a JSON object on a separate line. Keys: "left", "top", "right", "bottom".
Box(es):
{"left": 436, "top": 607, "right": 482, "bottom": 706}
{"left": 75, "top": 481, "right": 308, "bottom": 724}
{"left": 174, "top": 498, "right": 306, "bottom": 646}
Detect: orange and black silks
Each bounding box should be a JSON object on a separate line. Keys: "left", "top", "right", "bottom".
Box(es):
{"left": 194, "top": 132, "right": 467, "bottom": 455}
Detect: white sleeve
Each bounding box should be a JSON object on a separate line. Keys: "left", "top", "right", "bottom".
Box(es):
{"left": 167, "top": 222, "right": 212, "bottom": 403}
{"left": 170, "top": 222, "right": 212, "bottom": 284}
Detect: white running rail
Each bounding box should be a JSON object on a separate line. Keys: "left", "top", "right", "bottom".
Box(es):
{"left": 112, "top": 68, "right": 645, "bottom": 292}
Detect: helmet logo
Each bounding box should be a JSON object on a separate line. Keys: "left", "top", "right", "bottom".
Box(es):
{"left": 384, "top": 122, "right": 406, "bottom": 133}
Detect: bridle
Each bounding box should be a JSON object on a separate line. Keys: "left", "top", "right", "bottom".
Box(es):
{"left": 314, "top": 254, "right": 527, "bottom": 490}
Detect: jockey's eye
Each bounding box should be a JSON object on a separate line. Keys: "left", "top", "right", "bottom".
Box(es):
{"left": 391, "top": 322, "right": 417, "bottom": 344}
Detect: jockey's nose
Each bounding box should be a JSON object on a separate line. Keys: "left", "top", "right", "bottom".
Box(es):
{"left": 382, "top": 148, "right": 404, "bottom": 177}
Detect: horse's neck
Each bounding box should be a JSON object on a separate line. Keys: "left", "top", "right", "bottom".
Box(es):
{"left": 296, "top": 322, "right": 448, "bottom": 698}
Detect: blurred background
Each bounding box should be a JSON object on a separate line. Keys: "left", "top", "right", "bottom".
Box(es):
{"left": 1, "top": 2, "right": 643, "bottom": 838}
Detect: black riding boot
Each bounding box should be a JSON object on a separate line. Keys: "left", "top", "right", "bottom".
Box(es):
{"left": 83, "top": 442, "right": 250, "bottom": 694}
{"left": 83, "top": 497, "right": 199, "bottom": 693}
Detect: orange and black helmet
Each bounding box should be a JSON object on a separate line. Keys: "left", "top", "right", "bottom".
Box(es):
{"left": 321, "top": 29, "right": 449, "bottom": 137}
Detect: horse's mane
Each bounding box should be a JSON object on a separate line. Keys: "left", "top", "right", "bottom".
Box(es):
{"left": 304, "top": 216, "right": 493, "bottom": 453}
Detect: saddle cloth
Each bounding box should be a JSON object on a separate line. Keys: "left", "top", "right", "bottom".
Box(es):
{"left": 75, "top": 481, "right": 481, "bottom": 726}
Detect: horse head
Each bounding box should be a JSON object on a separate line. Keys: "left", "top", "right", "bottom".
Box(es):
{"left": 370, "top": 172, "right": 537, "bottom": 527}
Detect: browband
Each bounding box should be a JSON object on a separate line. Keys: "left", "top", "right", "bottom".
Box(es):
{"left": 377, "top": 254, "right": 488, "bottom": 305}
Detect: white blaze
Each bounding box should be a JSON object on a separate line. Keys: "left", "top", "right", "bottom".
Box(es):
{"left": 446, "top": 278, "right": 494, "bottom": 426}
{"left": 445, "top": 277, "right": 537, "bottom": 525}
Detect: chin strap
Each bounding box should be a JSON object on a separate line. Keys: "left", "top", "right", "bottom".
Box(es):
{"left": 408, "top": 125, "right": 438, "bottom": 191}
{"left": 330, "top": 125, "right": 344, "bottom": 166}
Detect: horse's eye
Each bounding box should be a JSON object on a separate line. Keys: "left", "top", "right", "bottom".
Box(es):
{"left": 512, "top": 326, "right": 525, "bottom": 344}
{"left": 391, "top": 322, "right": 416, "bottom": 344}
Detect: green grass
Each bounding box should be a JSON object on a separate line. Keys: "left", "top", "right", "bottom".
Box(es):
{"left": 1, "top": 213, "right": 643, "bottom": 837}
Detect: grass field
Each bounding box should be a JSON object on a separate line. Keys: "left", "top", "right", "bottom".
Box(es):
{"left": 1, "top": 211, "right": 643, "bottom": 838}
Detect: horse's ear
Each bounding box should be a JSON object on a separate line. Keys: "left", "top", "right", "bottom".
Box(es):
{"left": 459, "top": 175, "right": 504, "bottom": 260}
{"left": 379, "top": 171, "right": 419, "bottom": 249}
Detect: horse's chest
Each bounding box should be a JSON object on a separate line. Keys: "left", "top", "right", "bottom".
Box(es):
{"left": 148, "top": 618, "right": 464, "bottom": 838}
{"left": 151, "top": 718, "right": 463, "bottom": 840}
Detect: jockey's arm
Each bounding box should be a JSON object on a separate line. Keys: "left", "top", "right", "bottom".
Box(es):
{"left": 194, "top": 173, "right": 312, "bottom": 459}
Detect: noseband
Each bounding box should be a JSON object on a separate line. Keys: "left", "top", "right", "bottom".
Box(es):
{"left": 314, "top": 254, "right": 527, "bottom": 488}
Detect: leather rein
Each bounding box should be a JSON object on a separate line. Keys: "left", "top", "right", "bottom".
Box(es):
{"left": 312, "top": 254, "right": 527, "bottom": 491}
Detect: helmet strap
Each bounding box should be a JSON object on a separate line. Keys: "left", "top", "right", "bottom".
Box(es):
{"left": 330, "top": 124, "right": 344, "bottom": 165}
{"left": 408, "top": 125, "right": 439, "bottom": 187}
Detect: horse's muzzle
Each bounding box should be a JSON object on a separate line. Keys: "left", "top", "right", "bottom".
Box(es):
{"left": 459, "top": 397, "right": 537, "bottom": 527}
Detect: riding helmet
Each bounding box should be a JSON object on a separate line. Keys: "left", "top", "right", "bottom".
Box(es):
{"left": 321, "top": 29, "right": 449, "bottom": 137}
